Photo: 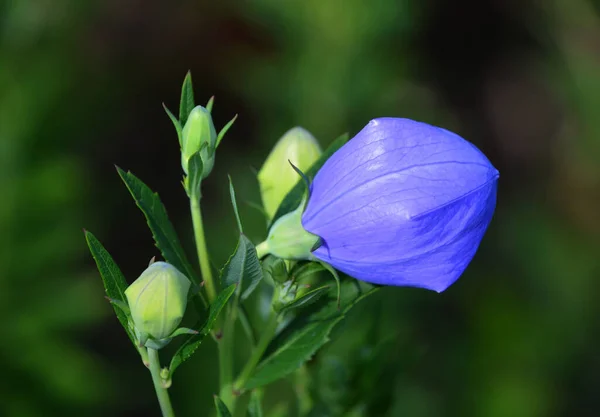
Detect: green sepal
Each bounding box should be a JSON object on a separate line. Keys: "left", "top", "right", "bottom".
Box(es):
{"left": 288, "top": 161, "right": 311, "bottom": 197}
{"left": 163, "top": 103, "right": 183, "bottom": 147}
{"left": 206, "top": 95, "right": 215, "bottom": 113}
{"left": 179, "top": 71, "right": 195, "bottom": 125}
{"left": 105, "top": 297, "right": 130, "bottom": 315}
{"left": 186, "top": 150, "right": 204, "bottom": 199}
{"left": 169, "top": 327, "right": 199, "bottom": 338}
{"left": 144, "top": 336, "right": 171, "bottom": 350}
{"left": 216, "top": 114, "right": 238, "bottom": 148}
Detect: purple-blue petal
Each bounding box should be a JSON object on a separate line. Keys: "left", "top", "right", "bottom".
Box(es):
{"left": 302, "top": 118, "right": 499, "bottom": 292}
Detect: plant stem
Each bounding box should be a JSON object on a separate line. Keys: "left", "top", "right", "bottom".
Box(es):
{"left": 234, "top": 311, "right": 279, "bottom": 391}
{"left": 218, "top": 303, "right": 235, "bottom": 407}
{"left": 190, "top": 198, "right": 217, "bottom": 302}
{"left": 147, "top": 348, "right": 175, "bottom": 417}
{"left": 190, "top": 195, "right": 232, "bottom": 404}
{"left": 255, "top": 241, "right": 269, "bottom": 259}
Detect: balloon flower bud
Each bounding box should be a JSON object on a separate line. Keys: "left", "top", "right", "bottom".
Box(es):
{"left": 125, "top": 262, "right": 191, "bottom": 348}
{"left": 261, "top": 118, "right": 499, "bottom": 293}
{"left": 181, "top": 105, "right": 217, "bottom": 178}
{"left": 258, "top": 127, "right": 321, "bottom": 220}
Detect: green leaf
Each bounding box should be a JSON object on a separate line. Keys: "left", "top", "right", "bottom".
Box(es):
{"left": 179, "top": 71, "right": 195, "bottom": 125}
{"left": 247, "top": 390, "right": 264, "bottom": 417}
{"left": 84, "top": 230, "right": 134, "bottom": 345}
{"left": 116, "top": 168, "right": 199, "bottom": 285}
{"left": 243, "top": 280, "right": 377, "bottom": 389}
{"left": 221, "top": 235, "right": 263, "bottom": 300}
{"left": 163, "top": 103, "right": 183, "bottom": 147}
{"left": 270, "top": 133, "right": 349, "bottom": 226}
{"left": 169, "top": 284, "right": 236, "bottom": 375}
{"left": 280, "top": 285, "right": 332, "bottom": 314}
{"left": 214, "top": 395, "right": 233, "bottom": 417}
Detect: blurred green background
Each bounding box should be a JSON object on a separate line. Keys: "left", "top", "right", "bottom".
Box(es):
{"left": 2, "top": 0, "right": 600, "bottom": 416}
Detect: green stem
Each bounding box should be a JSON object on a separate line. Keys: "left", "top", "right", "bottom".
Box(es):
{"left": 190, "top": 193, "right": 234, "bottom": 407}
{"left": 190, "top": 198, "right": 217, "bottom": 302}
{"left": 147, "top": 348, "right": 175, "bottom": 417}
{"left": 218, "top": 304, "right": 235, "bottom": 404}
{"left": 234, "top": 311, "right": 279, "bottom": 391}
{"left": 255, "top": 241, "right": 269, "bottom": 259}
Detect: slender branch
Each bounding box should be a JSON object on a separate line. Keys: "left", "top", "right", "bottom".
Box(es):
{"left": 190, "top": 195, "right": 234, "bottom": 405}
{"left": 190, "top": 198, "right": 217, "bottom": 302}
{"left": 147, "top": 348, "right": 175, "bottom": 417}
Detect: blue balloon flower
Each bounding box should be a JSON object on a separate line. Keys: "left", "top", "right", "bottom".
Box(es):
{"left": 301, "top": 118, "right": 499, "bottom": 292}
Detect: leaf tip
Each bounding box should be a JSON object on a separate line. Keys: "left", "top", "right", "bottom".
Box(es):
{"left": 114, "top": 165, "right": 126, "bottom": 176}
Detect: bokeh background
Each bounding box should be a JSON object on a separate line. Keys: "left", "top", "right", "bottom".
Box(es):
{"left": 2, "top": 0, "right": 600, "bottom": 416}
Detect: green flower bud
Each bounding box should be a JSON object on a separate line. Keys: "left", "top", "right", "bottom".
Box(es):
{"left": 258, "top": 127, "right": 321, "bottom": 220}
{"left": 181, "top": 105, "right": 217, "bottom": 177}
{"left": 125, "top": 262, "right": 191, "bottom": 346}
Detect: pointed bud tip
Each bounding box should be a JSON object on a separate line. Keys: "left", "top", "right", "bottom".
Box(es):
{"left": 258, "top": 127, "right": 322, "bottom": 219}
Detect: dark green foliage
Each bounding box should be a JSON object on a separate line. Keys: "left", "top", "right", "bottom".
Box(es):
{"left": 117, "top": 168, "right": 199, "bottom": 285}
{"left": 84, "top": 231, "right": 134, "bottom": 345}
{"left": 221, "top": 235, "right": 263, "bottom": 301}
{"left": 244, "top": 281, "right": 377, "bottom": 389}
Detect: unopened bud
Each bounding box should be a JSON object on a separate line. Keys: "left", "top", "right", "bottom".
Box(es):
{"left": 181, "top": 106, "right": 217, "bottom": 177}
{"left": 258, "top": 127, "right": 321, "bottom": 220}
{"left": 125, "top": 262, "right": 191, "bottom": 345}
